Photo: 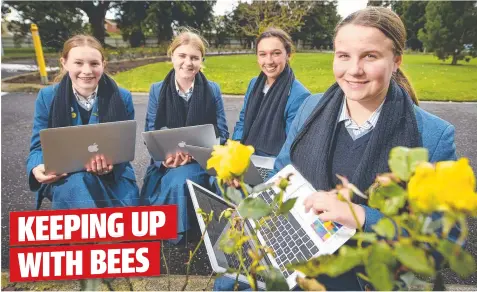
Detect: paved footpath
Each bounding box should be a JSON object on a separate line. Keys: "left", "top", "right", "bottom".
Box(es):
{"left": 1, "top": 92, "right": 476, "bottom": 286}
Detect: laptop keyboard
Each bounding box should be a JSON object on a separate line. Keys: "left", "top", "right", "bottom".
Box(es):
{"left": 257, "top": 189, "right": 319, "bottom": 279}
{"left": 256, "top": 167, "right": 271, "bottom": 180}
{"left": 224, "top": 240, "right": 265, "bottom": 283}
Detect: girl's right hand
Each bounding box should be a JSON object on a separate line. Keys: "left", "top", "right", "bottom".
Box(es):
{"left": 162, "top": 152, "right": 191, "bottom": 168}
{"left": 32, "top": 164, "right": 67, "bottom": 184}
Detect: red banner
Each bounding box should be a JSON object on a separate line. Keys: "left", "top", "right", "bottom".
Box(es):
{"left": 9, "top": 241, "right": 161, "bottom": 282}
{"left": 10, "top": 205, "right": 177, "bottom": 246}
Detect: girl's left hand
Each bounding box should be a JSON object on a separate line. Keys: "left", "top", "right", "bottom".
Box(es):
{"left": 303, "top": 191, "right": 366, "bottom": 229}
{"left": 86, "top": 154, "right": 113, "bottom": 175}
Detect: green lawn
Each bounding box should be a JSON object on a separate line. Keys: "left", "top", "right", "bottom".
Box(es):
{"left": 114, "top": 53, "right": 477, "bottom": 101}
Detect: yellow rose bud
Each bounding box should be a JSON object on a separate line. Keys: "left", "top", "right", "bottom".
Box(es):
{"left": 207, "top": 139, "right": 255, "bottom": 183}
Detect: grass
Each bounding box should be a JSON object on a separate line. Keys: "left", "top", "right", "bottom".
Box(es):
{"left": 113, "top": 53, "right": 477, "bottom": 101}
{"left": 2, "top": 47, "right": 58, "bottom": 60}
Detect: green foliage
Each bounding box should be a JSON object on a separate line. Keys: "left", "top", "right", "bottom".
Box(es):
{"left": 114, "top": 1, "right": 148, "bottom": 47}
{"left": 418, "top": 1, "right": 477, "bottom": 65}
{"left": 226, "top": 187, "right": 244, "bottom": 205}
{"left": 290, "top": 246, "right": 366, "bottom": 278}
{"left": 292, "top": 1, "right": 340, "bottom": 50}
{"left": 230, "top": 1, "right": 310, "bottom": 38}
{"left": 139, "top": 1, "right": 215, "bottom": 44}
{"left": 278, "top": 197, "right": 297, "bottom": 216}
{"left": 392, "top": 1, "right": 427, "bottom": 51}
{"left": 372, "top": 218, "right": 396, "bottom": 239}
{"left": 259, "top": 268, "right": 288, "bottom": 291}
{"left": 352, "top": 232, "right": 378, "bottom": 243}
{"left": 3, "top": 1, "right": 86, "bottom": 50}
{"left": 388, "top": 147, "right": 429, "bottom": 181}
{"left": 237, "top": 197, "right": 272, "bottom": 220}
{"left": 394, "top": 242, "right": 435, "bottom": 276}
{"left": 365, "top": 242, "right": 397, "bottom": 291}
{"left": 369, "top": 181, "right": 407, "bottom": 216}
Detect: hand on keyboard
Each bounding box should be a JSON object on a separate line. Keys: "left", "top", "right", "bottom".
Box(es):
{"left": 303, "top": 190, "right": 365, "bottom": 229}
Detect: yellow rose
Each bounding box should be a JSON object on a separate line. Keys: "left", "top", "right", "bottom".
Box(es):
{"left": 206, "top": 139, "right": 255, "bottom": 182}
{"left": 408, "top": 158, "right": 477, "bottom": 214}
{"left": 408, "top": 162, "right": 437, "bottom": 213}
{"left": 435, "top": 158, "right": 477, "bottom": 213}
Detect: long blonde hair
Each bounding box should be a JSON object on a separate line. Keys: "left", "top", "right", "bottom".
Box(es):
{"left": 54, "top": 34, "right": 106, "bottom": 82}
{"left": 335, "top": 7, "right": 418, "bottom": 105}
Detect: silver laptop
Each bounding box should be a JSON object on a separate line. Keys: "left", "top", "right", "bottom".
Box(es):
{"left": 40, "top": 120, "right": 137, "bottom": 174}
{"left": 181, "top": 144, "right": 275, "bottom": 185}
{"left": 187, "top": 164, "right": 356, "bottom": 290}
{"left": 142, "top": 124, "right": 218, "bottom": 162}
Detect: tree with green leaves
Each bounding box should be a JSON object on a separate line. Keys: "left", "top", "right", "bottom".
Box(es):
{"left": 229, "top": 2, "right": 255, "bottom": 49}
{"left": 231, "top": 1, "right": 310, "bottom": 39}
{"left": 209, "top": 14, "right": 234, "bottom": 48}
{"left": 114, "top": 1, "right": 149, "bottom": 47}
{"left": 2, "top": 1, "right": 85, "bottom": 50}
{"left": 142, "top": 1, "right": 215, "bottom": 45}
{"left": 418, "top": 1, "right": 477, "bottom": 65}
{"left": 391, "top": 1, "right": 426, "bottom": 51}
{"left": 292, "top": 0, "right": 340, "bottom": 50}
{"left": 367, "top": 0, "right": 394, "bottom": 8}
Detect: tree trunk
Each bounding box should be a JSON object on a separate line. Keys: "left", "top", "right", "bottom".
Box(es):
{"left": 90, "top": 11, "right": 106, "bottom": 45}
{"left": 79, "top": 2, "right": 110, "bottom": 46}
{"left": 451, "top": 53, "right": 458, "bottom": 65}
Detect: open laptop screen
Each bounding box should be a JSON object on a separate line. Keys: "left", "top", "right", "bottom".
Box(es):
{"left": 192, "top": 184, "right": 232, "bottom": 246}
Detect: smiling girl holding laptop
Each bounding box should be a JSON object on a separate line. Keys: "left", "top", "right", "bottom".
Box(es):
{"left": 26, "top": 35, "right": 139, "bottom": 210}
{"left": 140, "top": 29, "right": 229, "bottom": 244}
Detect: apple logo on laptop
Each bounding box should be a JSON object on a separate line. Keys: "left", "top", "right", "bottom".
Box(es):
{"left": 88, "top": 143, "right": 99, "bottom": 153}
{"left": 178, "top": 141, "right": 186, "bottom": 148}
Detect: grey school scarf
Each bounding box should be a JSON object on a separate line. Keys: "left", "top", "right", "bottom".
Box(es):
{"left": 48, "top": 74, "right": 127, "bottom": 128}
{"left": 154, "top": 69, "right": 217, "bottom": 133}
{"left": 241, "top": 65, "right": 294, "bottom": 156}
{"left": 290, "top": 80, "right": 421, "bottom": 204}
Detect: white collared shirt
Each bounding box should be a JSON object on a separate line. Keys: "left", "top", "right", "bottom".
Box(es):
{"left": 263, "top": 83, "right": 271, "bottom": 95}
{"left": 338, "top": 97, "right": 385, "bottom": 140}
{"left": 73, "top": 85, "right": 98, "bottom": 111}
{"left": 175, "top": 79, "right": 194, "bottom": 102}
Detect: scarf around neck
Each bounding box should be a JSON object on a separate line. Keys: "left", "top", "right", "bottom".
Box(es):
{"left": 154, "top": 69, "right": 217, "bottom": 134}
{"left": 241, "top": 64, "right": 295, "bottom": 156}
{"left": 48, "top": 74, "right": 127, "bottom": 128}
